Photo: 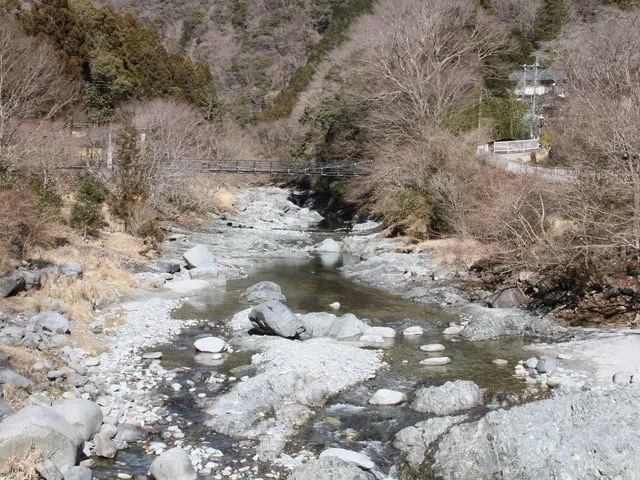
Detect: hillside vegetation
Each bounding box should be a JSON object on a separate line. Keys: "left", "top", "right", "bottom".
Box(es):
{"left": 1, "top": 0, "right": 639, "bottom": 323}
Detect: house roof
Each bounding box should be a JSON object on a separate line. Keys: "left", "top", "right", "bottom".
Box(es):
{"left": 508, "top": 68, "right": 568, "bottom": 83}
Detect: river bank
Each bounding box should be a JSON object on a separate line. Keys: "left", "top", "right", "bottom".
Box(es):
{"left": 1, "top": 185, "right": 640, "bottom": 480}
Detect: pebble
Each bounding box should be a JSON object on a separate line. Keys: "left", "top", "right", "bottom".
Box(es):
{"left": 420, "top": 357, "right": 451, "bottom": 366}
{"left": 329, "top": 302, "right": 341, "bottom": 310}
{"left": 117, "top": 474, "right": 132, "bottom": 479}
{"left": 420, "top": 344, "right": 446, "bottom": 352}
{"left": 142, "top": 352, "right": 163, "bottom": 360}
{"left": 369, "top": 389, "right": 407, "bottom": 405}
{"left": 492, "top": 359, "right": 508, "bottom": 366}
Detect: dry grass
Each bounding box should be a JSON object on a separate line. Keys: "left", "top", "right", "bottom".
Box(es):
{"left": 0, "top": 345, "right": 43, "bottom": 377}
{"left": 0, "top": 444, "right": 42, "bottom": 480}
{"left": 1, "top": 384, "right": 30, "bottom": 410}
{"left": 398, "top": 237, "right": 492, "bottom": 269}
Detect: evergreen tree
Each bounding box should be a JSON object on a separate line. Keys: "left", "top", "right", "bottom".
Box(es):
{"left": 534, "top": 0, "right": 568, "bottom": 42}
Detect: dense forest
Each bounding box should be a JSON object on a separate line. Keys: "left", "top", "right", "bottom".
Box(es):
{"left": 1, "top": 0, "right": 639, "bottom": 322}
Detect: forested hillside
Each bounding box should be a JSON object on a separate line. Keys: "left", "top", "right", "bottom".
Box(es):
{"left": 1, "top": 0, "right": 639, "bottom": 322}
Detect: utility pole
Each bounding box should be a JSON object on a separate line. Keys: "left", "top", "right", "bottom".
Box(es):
{"left": 522, "top": 55, "right": 540, "bottom": 139}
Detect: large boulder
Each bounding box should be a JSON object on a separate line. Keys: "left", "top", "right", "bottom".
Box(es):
{"left": 34, "top": 312, "right": 70, "bottom": 334}
{"left": 51, "top": 399, "right": 103, "bottom": 441}
{"left": 149, "top": 447, "right": 196, "bottom": 480}
{"left": 327, "top": 313, "right": 368, "bottom": 338}
{"left": 0, "top": 406, "right": 84, "bottom": 469}
{"left": 394, "top": 415, "right": 467, "bottom": 469}
{"left": 182, "top": 244, "right": 215, "bottom": 269}
{"left": 249, "top": 300, "right": 306, "bottom": 339}
{"left": 432, "top": 386, "right": 640, "bottom": 479}
{"left": 459, "top": 304, "right": 558, "bottom": 341}
{"left": 0, "top": 273, "right": 26, "bottom": 298}
{"left": 318, "top": 448, "right": 375, "bottom": 470}
{"left": 242, "top": 281, "right": 286, "bottom": 303}
{"left": 62, "top": 466, "right": 92, "bottom": 480}
{"left": 411, "top": 380, "right": 484, "bottom": 415}
{"left": 488, "top": 287, "right": 527, "bottom": 309}
{"left": 0, "top": 368, "right": 30, "bottom": 389}
{"left": 288, "top": 456, "right": 374, "bottom": 480}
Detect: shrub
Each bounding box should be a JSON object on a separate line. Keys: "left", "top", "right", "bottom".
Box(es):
{"left": 71, "top": 176, "right": 107, "bottom": 235}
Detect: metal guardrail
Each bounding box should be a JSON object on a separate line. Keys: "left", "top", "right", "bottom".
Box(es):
{"left": 492, "top": 139, "right": 540, "bottom": 154}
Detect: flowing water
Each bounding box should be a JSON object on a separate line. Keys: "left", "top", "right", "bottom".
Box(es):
{"left": 93, "top": 248, "right": 535, "bottom": 479}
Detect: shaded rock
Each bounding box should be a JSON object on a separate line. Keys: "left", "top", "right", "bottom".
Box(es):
{"left": 0, "top": 368, "right": 30, "bottom": 389}
{"left": 309, "top": 238, "right": 343, "bottom": 253}
{"left": 288, "top": 456, "right": 374, "bottom": 480}
{"left": 58, "top": 262, "right": 83, "bottom": 277}
{"left": 412, "top": 380, "right": 484, "bottom": 415}
{"left": 183, "top": 244, "right": 215, "bottom": 269}
{"left": 63, "top": 466, "right": 93, "bottom": 480}
{"left": 432, "top": 387, "right": 640, "bottom": 479}
{"left": 154, "top": 261, "right": 181, "bottom": 274}
{"left": 613, "top": 371, "right": 632, "bottom": 385}
{"left": 488, "top": 287, "right": 527, "bottom": 309}
{"left": 249, "top": 300, "right": 305, "bottom": 338}
{"left": 0, "top": 273, "right": 26, "bottom": 298}
{"left": 394, "top": 415, "right": 467, "bottom": 469}
{"left": 319, "top": 448, "right": 375, "bottom": 470}
{"left": 149, "top": 447, "right": 197, "bottom": 480}
{"left": 193, "top": 337, "right": 227, "bottom": 353}
{"left": 52, "top": 399, "right": 103, "bottom": 441}
{"left": 0, "top": 405, "right": 84, "bottom": 469}
{"left": 242, "top": 281, "right": 286, "bottom": 303}
{"left": 34, "top": 312, "right": 70, "bottom": 334}
{"left": 369, "top": 389, "right": 406, "bottom": 405}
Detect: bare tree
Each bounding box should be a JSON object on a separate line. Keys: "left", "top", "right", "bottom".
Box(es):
{"left": 0, "top": 15, "right": 79, "bottom": 164}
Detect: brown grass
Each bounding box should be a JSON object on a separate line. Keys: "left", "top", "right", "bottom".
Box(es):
{"left": 0, "top": 345, "right": 43, "bottom": 376}
{"left": 0, "top": 444, "right": 42, "bottom": 480}
{"left": 2, "top": 384, "right": 30, "bottom": 410}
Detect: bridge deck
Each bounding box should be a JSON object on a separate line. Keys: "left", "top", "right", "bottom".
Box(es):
{"left": 196, "top": 159, "right": 370, "bottom": 177}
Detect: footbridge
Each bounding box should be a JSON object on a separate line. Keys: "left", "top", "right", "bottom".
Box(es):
{"left": 196, "top": 159, "right": 371, "bottom": 177}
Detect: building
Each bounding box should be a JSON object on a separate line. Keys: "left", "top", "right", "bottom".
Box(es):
{"left": 508, "top": 68, "right": 568, "bottom": 97}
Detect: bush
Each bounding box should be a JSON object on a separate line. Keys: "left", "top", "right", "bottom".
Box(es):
{"left": 71, "top": 175, "right": 107, "bottom": 235}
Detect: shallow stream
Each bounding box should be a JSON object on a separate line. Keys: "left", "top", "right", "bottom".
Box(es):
{"left": 93, "top": 247, "right": 534, "bottom": 479}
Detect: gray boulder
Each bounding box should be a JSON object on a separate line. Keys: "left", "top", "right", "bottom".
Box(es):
{"left": 328, "top": 313, "right": 369, "bottom": 338}
{"left": 412, "top": 380, "right": 484, "bottom": 415}
{"left": 459, "top": 304, "right": 557, "bottom": 341}
{"left": 154, "top": 261, "right": 181, "bottom": 274}
{"left": 0, "top": 368, "right": 30, "bottom": 389}
{"left": 535, "top": 357, "right": 557, "bottom": 374}
{"left": 114, "top": 424, "right": 146, "bottom": 443}
{"left": 52, "top": 399, "right": 103, "bottom": 441}
{"left": 183, "top": 244, "right": 215, "bottom": 269}
{"left": 36, "top": 458, "right": 64, "bottom": 480}
{"left": 58, "top": 262, "right": 83, "bottom": 277}
{"left": 394, "top": 415, "right": 467, "bottom": 468}
{"left": 288, "top": 456, "right": 374, "bottom": 480}
{"left": 34, "top": 312, "right": 70, "bottom": 334}
{"left": 149, "top": 447, "right": 197, "bottom": 480}
{"left": 249, "top": 300, "right": 306, "bottom": 339}
{"left": 242, "top": 281, "right": 286, "bottom": 303}
{"left": 488, "top": 287, "right": 527, "bottom": 309}
{"left": 0, "top": 405, "right": 84, "bottom": 469}
{"left": 0, "top": 273, "right": 26, "bottom": 298}
{"left": 432, "top": 386, "right": 640, "bottom": 479}
{"left": 92, "top": 432, "right": 117, "bottom": 458}
{"left": 63, "top": 466, "right": 93, "bottom": 480}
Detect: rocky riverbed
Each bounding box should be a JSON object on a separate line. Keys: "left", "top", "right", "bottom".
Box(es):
{"left": 1, "top": 186, "right": 640, "bottom": 480}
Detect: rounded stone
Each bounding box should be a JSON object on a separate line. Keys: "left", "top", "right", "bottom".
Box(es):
{"left": 369, "top": 389, "right": 407, "bottom": 406}
{"left": 420, "top": 344, "right": 446, "bottom": 352}
{"left": 420, "top": 357, "right": 451, "bottom": 366}
{"left": 492, "top": 359, "right": 509, "bottom": 366}
{"left": 403, "top": 326, "right": 424, "bottom": 336}
{"left": 442, "top": 325, "right": 464, "bottom": 335}
{"left": 193, "top": 337, "right": 227, "bottom": 353}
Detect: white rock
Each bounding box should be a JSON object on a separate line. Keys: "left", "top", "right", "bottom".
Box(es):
{"left": 143, "top": 352, "right": 163, "bottom": 360}
{"left": 165, "top": 279, "right": 208, "bottom": 294}
{"left": 402, "top": 326, "right": 423, "bottom": 336}
{"left": 194, "top": 337, "right": 227, "bottom": 353}
{"left": 309, "top": 238, "right": 343, "bottom": 253}
{"left": 442, "top": 325, "right": 464, "bottom": 335}
{"left": 365, "top": 326, "right": 396, "bottom": 338}
{"left": 420, "top": 344, "right": 446, "bottom": 352}
{"left": 183, "top": 244, "right": 216, "bottom": 269}
{"left": 329, "top": 302, "right": 341, "bottom": 310}
{"left": 492, "top": 359, "right": 509, "bottom": 366}
{"left": 369, "top": 389, "right": 407, "bottom": 406}
{"left": 319, "top": 448, "right": 375, "bottom": 470}
{"left": 358, "top": 334, "right": 385, "bottom": 346}
{"left": 420, "top": 357, "right": 451, "bottom": 366}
